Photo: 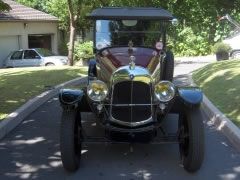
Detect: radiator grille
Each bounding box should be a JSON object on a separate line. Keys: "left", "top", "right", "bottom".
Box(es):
{"left": 111, "top": 81, "right": 152, "bottom": 123}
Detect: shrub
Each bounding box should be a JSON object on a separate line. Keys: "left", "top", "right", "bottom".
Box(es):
{"left": 74, "top": 41, "right": 94, "bottom": 62}
{"left": 212, "top": 42, "right": 231, "bottom": 54}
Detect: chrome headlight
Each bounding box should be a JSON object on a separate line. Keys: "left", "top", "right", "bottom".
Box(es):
{"left": 154, "top": 81, "right": 175, "bottom": 102}
{"left": 87, "top": 80, "right": 108, "bottom": 102}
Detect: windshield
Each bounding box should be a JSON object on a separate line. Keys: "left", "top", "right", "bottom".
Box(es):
{"left": 35, "top": 48, "right": 55, "bottom": 57}
{"left": 95, "top": 20, "right": 164, "bottom": 49}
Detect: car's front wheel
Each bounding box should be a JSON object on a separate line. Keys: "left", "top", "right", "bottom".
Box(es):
{"left": 231, "top": 50, "right": 240, "bottom": 59}
{"left": 178, "top": 106, "right": 204, "bottom": 172}
{"left": 60, "top": 109, "right": 82, "bottom": 172}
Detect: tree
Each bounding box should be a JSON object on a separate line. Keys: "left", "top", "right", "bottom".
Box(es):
{"left": 66, "top": 0, "right": 112, "bottom": 65}
{"left": 15, "top": 0, "right": 240, "bottom": 56}
{"left": 0, "top": 0, "right": 11, "bottom": 12}
{"left": 16, "top": 0, "right": 109, "bottom": 65}
{"left": 17, "top": 0, "right": 49, "bottom": 12}
{"left": 67, "top": 0, "right": 82, "bottom": 66}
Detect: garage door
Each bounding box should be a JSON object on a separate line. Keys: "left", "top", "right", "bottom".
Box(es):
{"left": 0, "top": 36, "right": 20, "bottom": 67}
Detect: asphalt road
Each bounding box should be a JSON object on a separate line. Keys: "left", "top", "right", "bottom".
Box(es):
{"left": 0, "top": 60, "right": 240, "bottom": 180}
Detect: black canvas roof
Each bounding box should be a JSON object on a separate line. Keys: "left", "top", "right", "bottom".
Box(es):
{"left": 88, "top": 7, "right": 174, "bottom": 20}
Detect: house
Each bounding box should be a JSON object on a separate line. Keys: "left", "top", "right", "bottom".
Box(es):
{"left": 0, "top": 0, "right": 59, "bottom": 67}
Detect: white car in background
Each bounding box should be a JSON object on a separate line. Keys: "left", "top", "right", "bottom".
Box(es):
{"left": 219, "top": 14, "right": 240, "bottom": 59}
{"left": 4, "top": 48, "right": 68, "bottom": 68}
{"left": 223, "top": 33, "right": 240, "bottom": 59}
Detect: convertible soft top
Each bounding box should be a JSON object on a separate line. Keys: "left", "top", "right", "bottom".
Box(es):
{"left": 88, "top": 7, "right": 174, "bottom": 20}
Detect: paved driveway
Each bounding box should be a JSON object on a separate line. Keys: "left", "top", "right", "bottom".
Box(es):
{"left": 0, "top": 60, "right": 240, "bottom": 180}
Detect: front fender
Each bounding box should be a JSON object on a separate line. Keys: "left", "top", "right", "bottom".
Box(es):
{"left": 59, "top": 89, "right": 83, "bottom": 105}
{"left": 177, "top": 87, "right": 203, "bottom": 107}
{"left": 59, "top": 89, "right": 91, "bottom": 111}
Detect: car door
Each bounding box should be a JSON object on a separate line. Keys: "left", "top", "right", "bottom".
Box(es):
{"left": 8, "top": 50, "right": 24, "bottom": 67}
{"left": 23, "top": 50, "right": 41, "bottom": 67}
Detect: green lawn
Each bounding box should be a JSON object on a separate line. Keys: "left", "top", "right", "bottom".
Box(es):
{"left": 192, "top": 60, "right": 240, "bottom": 126}
{"left": 0, "top": 66, "right": 87, "bottom": 120}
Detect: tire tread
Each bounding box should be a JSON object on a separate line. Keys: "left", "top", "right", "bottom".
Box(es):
{"left": 60, "top": 109, "right": 80, "bottom": 172}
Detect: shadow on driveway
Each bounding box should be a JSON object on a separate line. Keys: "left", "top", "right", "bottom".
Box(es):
{"left": 0, "top": 79, "right": 240, "bottom": 179}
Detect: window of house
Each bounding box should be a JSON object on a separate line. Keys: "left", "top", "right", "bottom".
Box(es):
{"left": 28, "top": 35, "right": 52, "bottom": 51}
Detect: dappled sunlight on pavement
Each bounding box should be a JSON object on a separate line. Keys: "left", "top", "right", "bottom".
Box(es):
{"left": 0, "top": 97, "right": 64, "bottom": 179}
{"left": 0, "top": 72, "right": 240, "bottom": 179}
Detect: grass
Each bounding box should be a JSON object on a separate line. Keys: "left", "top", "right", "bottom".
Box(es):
{"left": 192, "top": 59, "right": 240, "bottom": 127}
{"left": 0, "top": 66, "right": 87, "bottom": 120}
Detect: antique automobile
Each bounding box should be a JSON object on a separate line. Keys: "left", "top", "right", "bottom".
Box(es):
{"left": 59, "top": 7, "right": 204, "bottom": 173}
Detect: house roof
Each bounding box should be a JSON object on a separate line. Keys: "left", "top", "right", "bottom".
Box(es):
{"left": 0, "top": 0, "right": 58, "bottom": 22}
{"left": 88, "top": 7, "right": 174, "bottom": 20}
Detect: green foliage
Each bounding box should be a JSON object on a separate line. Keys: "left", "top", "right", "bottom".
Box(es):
{"left": 169, "top": 27, "right": 211, "bottom": 56}
{"left": 0, "top": 0, "right": 11, "bottom": 12}
{"left": 74, "top": 41, "right": 94, "bottom": 61}
{"left": 16, "top": 0, "right": 48, "bottom": 12}
{"left": 212, "top": 42, "right": 232, "bottom": 53}
{"left": 17, "top": 0, "right": 69, "bottom": 30}
{"left": 43, "top": 0, "right": 101, "bottom": 31}
{"left": 104, "top": 0, "right": 240, "bottom": 56}
{"left": 45, "top": 0, "right": 69, "bottom": 30}
{"left": 15, "top": 0, "right": 240, "bottom": 56}
{"left": 58, "top": 41, "right": 68, "bottom": 56}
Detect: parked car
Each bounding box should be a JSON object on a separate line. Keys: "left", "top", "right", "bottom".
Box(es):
{"left": 3, "top": 48, "right": 68, "bottom": 67}
{"left": 223, "top": 33, "right": 240, "bottom": 59}
{"left": 219, "top": 14, "right": 240, "bottom": 59}
{"left": 59, "top": 7, "right": 205, "bottom": 173}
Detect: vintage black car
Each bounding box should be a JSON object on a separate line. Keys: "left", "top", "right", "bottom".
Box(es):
{"left": 59, "top": 7, "right": 204, "bottom": 173}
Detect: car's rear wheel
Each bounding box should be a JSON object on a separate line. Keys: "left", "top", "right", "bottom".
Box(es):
{"left": 46, "top": 63, "right": 55, "bottom": 66}
{"left": 60, "top": 109, "right": 82, "bottom": 172}
{"left": 163, "top": 50, "right": 174, "bottom": 82}
{"left": 178, "top": 106, "right": 204, "bottom": 172}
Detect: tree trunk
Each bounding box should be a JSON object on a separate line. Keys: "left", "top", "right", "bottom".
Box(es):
{"left": 68, "top": 22, "right": 75, "bottom": 66}
{"left": 81, "top": 28, "right": 85, "bottom": 41}
{"left": 67, "top": 0, "right": 76, "bottom": 66}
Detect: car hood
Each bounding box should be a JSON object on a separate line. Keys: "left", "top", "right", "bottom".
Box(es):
{"left": 223, "top": 33, "right": 240, "bottom": 49}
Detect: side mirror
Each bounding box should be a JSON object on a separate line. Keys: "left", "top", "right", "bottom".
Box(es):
{"left": 35, "top": 55, "right": 41, "bottom": 59}
{"left": 171, "top": 18, "right": 179, "bottom": 26}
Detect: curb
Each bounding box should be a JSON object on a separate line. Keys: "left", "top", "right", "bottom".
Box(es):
{"left": 0, "top": 76, "right": 87, "bottom": 140}
{"left": 202, "top": 95, "right": 240, "bottom": 151}
{"left": 188, "top": 75, "right": 240, "bottom": 152}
